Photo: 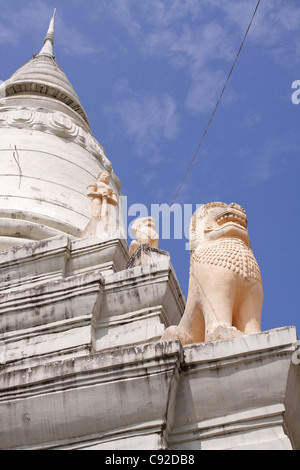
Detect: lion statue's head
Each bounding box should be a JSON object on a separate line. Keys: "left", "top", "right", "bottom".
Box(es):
{"left": 131, "top": 216, "right": 158, "bottom": 243}
{"left": 189, "top": 202, "right": 250, "bottom": 251}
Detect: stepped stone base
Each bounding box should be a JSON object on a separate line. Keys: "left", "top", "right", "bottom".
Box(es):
{"left": 0, "top": 326, "right": 299, "bottom": 449}
{"left": 170, "top": 326, "right": 300, "bottom": 450}
{"left": 0, "top": 235, "right": 299, "bottom": 450}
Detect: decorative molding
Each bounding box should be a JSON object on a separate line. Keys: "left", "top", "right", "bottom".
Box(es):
{"left": 0, "top": 106, "right": 113, "bottom": 174}
{"left": 0, "top": 341, "right": 183, "bottom": 450}
{"left": 1, "top": 330, "right": 298, "bottom": 450}
{"left": 169, "top": 404, "right": 287, "bottom": 449}
{"left": 0, "top": 234, "right": 128, "bottom": 293}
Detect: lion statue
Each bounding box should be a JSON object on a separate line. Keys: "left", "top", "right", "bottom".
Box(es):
{"left": 161, "top": 202, "right": 263, "bottom": 344}
{"left": 129, "top": 216, "right": 159, "bottom": 257}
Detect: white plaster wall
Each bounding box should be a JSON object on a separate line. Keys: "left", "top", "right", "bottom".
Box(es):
{"left": 0, "top": 127, "right": 122, "bottom": 239}
{"left": 0, "top": 92, "right": 124, "bottom": 245}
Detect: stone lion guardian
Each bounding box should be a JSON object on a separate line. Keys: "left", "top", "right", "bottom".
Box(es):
{"left": 161, "top": 202, "right": 263, "bottom": 344}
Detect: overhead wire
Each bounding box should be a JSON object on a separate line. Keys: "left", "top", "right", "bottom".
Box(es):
{"left": 169, "top": 0, "right": 262, "bottom": 207}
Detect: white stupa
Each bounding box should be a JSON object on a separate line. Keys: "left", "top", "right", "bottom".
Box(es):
{"left": 0, "top": 11, "right": 298, "bottom": 451}
{"left": 0, "top": 9, "right": 121, "bottom": 250}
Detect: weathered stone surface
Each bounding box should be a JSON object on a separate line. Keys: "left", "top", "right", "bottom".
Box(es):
{"left": 92, "top": 255, "right": 185, "bottom": 351}
{"left": 0, "top": 234, "right": 128, "bottom": 293}
{"left": 0, "top": 327, "right": 299, "bottom": 450}
{"left": 127, "top": 244, "right": 169, "bottom": 268}
{"left": 0, "top": 233, "right": 297, "bottom": 451}
{"left": 0, "top": 341, "right": 183, "bottom": 450}
{"left": 1, "top": 270, "right": 103, "bottom": 366}
{"left": 67, "top": 234, "right": 128, "bottom": 276}
{"left": 169, "top": 326, "right": 299, "bottom": 450}
{"left": 0, "top": 234, "right": 185, "bottom": 369}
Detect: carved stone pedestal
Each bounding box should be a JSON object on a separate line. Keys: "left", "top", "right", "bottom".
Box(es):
{"left": 0, "top": 341, "right": 183, "bottom": 450}
{"left": 1, "top": 323, "right": 299, "bottom": 449}
{"left": 169, "top": 326, "right": 300, "bottom": 450}
{"left": 127, "top": 244, "right": 170, "bottom": 268}
{"left": 0, "top": 236, "right": 299, "bottom": 450}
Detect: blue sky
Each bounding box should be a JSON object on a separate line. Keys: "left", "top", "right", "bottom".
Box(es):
{"left": 0, "top": 0, "right": 299, "bottom": 336}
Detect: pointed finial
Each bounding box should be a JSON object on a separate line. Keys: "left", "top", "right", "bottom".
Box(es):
{"left": 37, "top": 8, "right": 56, "bottom": 58}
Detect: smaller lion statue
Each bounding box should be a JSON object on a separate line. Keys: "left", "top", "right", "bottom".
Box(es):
{"left": 161, "top": 202, "right": 263, "bottom": 344}
{"left": 129, "top": 216, "right": 159, "bottom": 257}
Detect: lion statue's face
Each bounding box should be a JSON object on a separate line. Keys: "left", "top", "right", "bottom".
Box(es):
{"left": 131, "top": 216, "right": 157, "bottom": 241}
{"left": 189, "top": 202, "right": 250, "bottom": 249}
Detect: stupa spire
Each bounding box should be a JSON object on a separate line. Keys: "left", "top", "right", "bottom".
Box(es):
{"left": 38, "top": 8, "right": 56, "bottom": 58}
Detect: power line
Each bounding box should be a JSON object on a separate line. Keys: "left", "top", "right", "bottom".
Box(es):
{"left": 169, "top": 0, "right": 261, "bottom": 207}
